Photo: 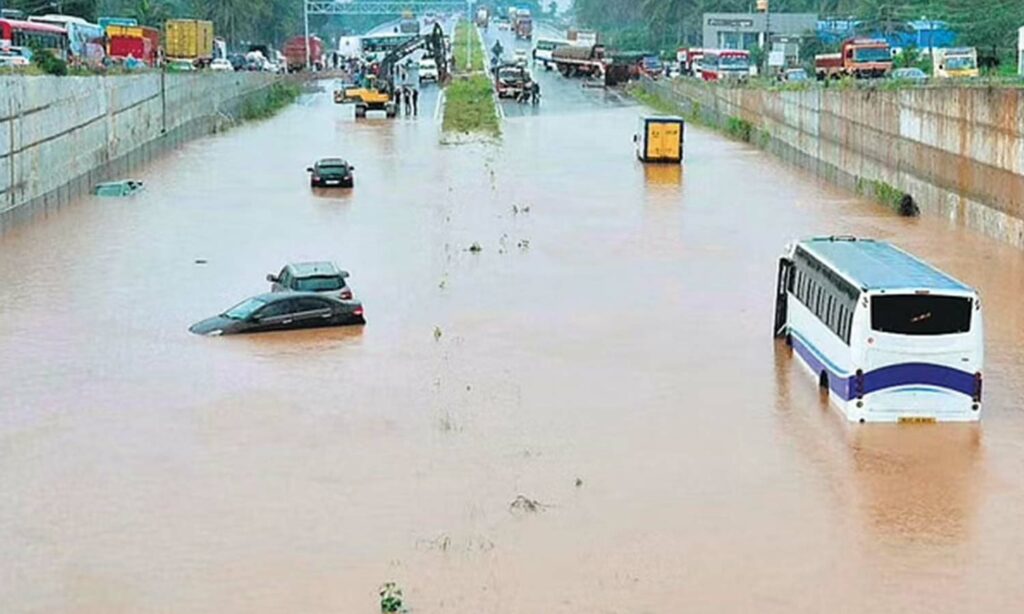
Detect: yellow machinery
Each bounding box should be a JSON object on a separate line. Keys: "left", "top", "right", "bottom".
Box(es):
{"left": 635, "top": 115, "right": 684, "bottom": 163}
{"left": 335, "top": 76, "right": 397, "bottom": 118}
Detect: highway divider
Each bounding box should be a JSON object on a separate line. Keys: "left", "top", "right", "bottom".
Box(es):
{"left": 441, "top": 20, "right": 500, "bottom": 140}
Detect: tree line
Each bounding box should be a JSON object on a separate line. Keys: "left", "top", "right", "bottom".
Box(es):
{"left": 571, "top": 0, "right": 1024, "bottom": 59}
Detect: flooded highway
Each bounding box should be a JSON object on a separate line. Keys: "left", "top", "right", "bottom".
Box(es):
{"left": 4, "top": 50, "right": 1024, "bottom": 614}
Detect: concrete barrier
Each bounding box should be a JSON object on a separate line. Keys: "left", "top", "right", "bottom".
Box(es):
{"left": 641, "top": 79, "right": 1024, "bottom": 249}
{"left": 0, "top": 72, "right": 281, "bottom": 231}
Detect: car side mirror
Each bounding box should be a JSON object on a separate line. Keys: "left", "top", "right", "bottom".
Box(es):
{"left": 340, "top": 270, "right": 350, "bottom": 278}
{"left": 306, "top": 167, "right": 314, "bottom": 173}
{"left": 632, "top": 134, "right": 638, "bottom": 143}
{"left": 266, "top": 274, "right": 277, "bottom": 283}
{"left": 349, "top": 165, "right": 355, "bottom": 170}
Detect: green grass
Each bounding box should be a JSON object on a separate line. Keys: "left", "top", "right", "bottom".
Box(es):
{"left": 239, "top": 82, "right": 300, "bottom": 121}
{"left": 443, "top": 73, "right": 500, "bottom": 136}
{"left": 451, "top": 20, "right": 485, "bottom": 74}
{"left": 442, "top": 19, "right": 498, "bottom": 137}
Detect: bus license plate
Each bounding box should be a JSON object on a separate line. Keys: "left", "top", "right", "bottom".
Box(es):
{"left": 899, "top": 416, "right": 937, "bottom": 424}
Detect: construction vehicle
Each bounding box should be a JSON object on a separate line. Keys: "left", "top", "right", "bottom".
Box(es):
{"left": 815, "top": 38, "right": 892, "bottom": 80}
{"left": 336, "top": 23, "right": 448, "bottom": 119}
{"left": 933, "top": 47, "right": 978, "bottom": 78}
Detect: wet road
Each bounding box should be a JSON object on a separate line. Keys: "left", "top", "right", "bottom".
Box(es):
{"left": 3, "top": 25, "right": 1024, "bottom": 614}
{"left": 482, "top": 22, "right": 632, "bottom": 117}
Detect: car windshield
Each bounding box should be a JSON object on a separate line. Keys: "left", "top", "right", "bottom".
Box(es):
{"left": 319, "top": 164, "right": 348, "bottom": 176}
{"left": 871, "top": 295, "right": 972, "bottom": 335}
{"left": 498, "top": 68, "right": 523, "bottom": 81}
{"left": 294, "top": 276, "right": 344, "bottom": 292}
{"left": 896, "top": 69, "right": 923, "bottom": 78}
{"left": 854, "top": 47, "right": 890, "bottom": 62}
{"left": 223, "top": 297, "right": 267, "bottom": 320}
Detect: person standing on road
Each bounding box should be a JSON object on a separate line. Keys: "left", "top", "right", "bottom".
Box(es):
{"left": 412, "top": 88, "right": 419, "bottom": 115}
{"left": 403, "top": 86, "right": 412, "bottom": 115}
{"left": 395, "top": 87, "right": 405, "bottom": 115}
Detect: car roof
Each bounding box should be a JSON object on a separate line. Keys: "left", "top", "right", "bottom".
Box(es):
{"left": 798, "top": 237, "right": 972, "bottom": 293}
{"left": 285, "top": 261, "right": 342, "bottom": 277}
{"left": 316, "top": 158, "right": 348, "bottom": 166}
{"left": 254, "top": 291, "right": 342, "bottom": 304}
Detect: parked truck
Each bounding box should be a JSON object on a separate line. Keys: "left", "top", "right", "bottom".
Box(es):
{"left": 165, "top": 19, "right": 214, "bottom": 66}
{"left": 514, "top": 9, "right": 532, "bottom": 40}
{"left": 933, "top": 47, "right": 978, "bottom": 78}
{"left": 106, "top": 24, "right": 160, "bottom": 66}
{"left": 815, "top": 38, "right": 892, "bottom": 79}
{"left": 552, "top": 44, "right": 605, "bottom": 78}
{"left": 284, "top": 35, "right": 324, "bottom": 71}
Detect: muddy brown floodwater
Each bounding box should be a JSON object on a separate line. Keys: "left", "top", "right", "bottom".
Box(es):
{"left": 3, "top": 79, "right": 1024, "bottom": 614}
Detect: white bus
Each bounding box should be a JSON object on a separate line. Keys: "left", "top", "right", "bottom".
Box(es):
{"left": 774, "top": 236, "right": 983, "bottom": 423}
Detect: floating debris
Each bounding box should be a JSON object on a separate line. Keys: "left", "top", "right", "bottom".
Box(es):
{"left": 433, "top": 326, "right": 443, "bottom": 341}
{"left": 575, "top": 477, "right": 584, "bottom": 488}
{"left": 467, "top": 242, "right": 483, "bottom": 253}
{"left": 379, "top": 582, "right": 405, "bottom": 613}
{"left": 510, "top": 494, "right": 546, "bottom": 513}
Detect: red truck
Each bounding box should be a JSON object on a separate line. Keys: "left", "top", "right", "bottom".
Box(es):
{"left": 106, "top": 24, "right": 160, "bottom": 66}
{"left": 283, "top": 35, "right": 324, "bottom": 71}
{"left": 815, "top": 38, "right": 892, "bottom": 80}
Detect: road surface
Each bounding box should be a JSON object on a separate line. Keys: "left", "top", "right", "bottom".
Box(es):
{"left": 2, "top": 21, "right": 1024, "bottom": 614}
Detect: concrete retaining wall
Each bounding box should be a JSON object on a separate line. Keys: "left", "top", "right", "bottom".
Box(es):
{"left": 643, "top": 79, "right": 1024, "bottom": 248}
{"left": 0, "top": 72, "right": 281, "bottom": 231}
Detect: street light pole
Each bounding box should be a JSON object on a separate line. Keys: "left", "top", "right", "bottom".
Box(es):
{"left": 466, "top": 0, "right": 472, "bottom": 71}
{"left": 304, "top": 0, "right": 311, "bottom": 71}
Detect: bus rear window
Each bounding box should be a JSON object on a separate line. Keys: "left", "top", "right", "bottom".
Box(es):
{"left": 871, "top": 295, "right": 972, "bottom": 335}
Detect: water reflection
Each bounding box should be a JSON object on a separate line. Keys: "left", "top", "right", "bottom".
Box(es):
{"left": 643, "top": 163, "right": 683, "bottom": 188}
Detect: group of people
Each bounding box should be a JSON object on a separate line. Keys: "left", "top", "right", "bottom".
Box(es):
{"left": 393, "top": 86, "right": 421, "bottom": 115}
{"left": 516, "top": 80, "right": 541, "bottom": 105}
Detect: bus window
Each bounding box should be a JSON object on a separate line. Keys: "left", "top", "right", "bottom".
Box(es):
{"left": 871, "top": 295, "right": 972, "bottom": 335}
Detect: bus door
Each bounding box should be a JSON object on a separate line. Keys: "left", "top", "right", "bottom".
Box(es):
{"left": 774, "top": 258, "right": 793, "bottom": 338}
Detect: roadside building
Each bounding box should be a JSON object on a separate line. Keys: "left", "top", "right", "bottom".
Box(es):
{"left": 702, "top": 12, "right": 818, "bottom": 68}
{"left": 817, "top": 18, "right": 957, "bottom": 55}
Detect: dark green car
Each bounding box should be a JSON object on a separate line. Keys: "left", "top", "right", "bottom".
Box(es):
{"left": 307, "top": 158, "right": 355, "bottom": 188}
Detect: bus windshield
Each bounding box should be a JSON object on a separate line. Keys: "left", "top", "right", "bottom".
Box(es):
{"left": 945, "top": 56, "right": 976, "bottom": 70}
{"left": 720, "top": 55, "right": 749, "bottom": 69}
{"left": 871, "top": 295, "right": 972, "bottom": 335}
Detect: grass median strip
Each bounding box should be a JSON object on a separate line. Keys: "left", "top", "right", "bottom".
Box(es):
{"left": 443, "top": 21, "right": 499, "bottom": 138}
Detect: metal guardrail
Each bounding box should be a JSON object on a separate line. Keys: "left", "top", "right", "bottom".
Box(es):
{"left": 305, "top": 1, "right": 466, "bottom": 15}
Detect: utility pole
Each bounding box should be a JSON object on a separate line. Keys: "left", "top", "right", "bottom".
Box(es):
{"left": 758, "top": 0, "right": 770, "bottom": 75}
{"left": 304, "top": 0, "right": 311, "bottom": 71}
{"left": 466, "top": 0, "right": 472, "bottom": 71}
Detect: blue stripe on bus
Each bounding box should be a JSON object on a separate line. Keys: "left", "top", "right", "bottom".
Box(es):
{"left": 788, "top": 329, "right": 976, "bottom": 401}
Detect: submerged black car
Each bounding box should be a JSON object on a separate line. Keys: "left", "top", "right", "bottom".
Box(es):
{"left": 308, "top": 158, "right": 354, "bottom": 188}
{"left": 189, "top": 292, "right": 364, "bottom": 336}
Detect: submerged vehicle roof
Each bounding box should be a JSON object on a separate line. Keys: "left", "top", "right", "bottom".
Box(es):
{"left": 797, "top": 237, "right": 972, "bottom": 293}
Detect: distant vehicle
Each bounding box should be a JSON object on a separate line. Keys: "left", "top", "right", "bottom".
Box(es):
{"left": 932, "top": 47, "right": 978, "bottom": 78}
{"left": 495, "top": 63, "right": 530, "bottom": 98}
{"left": 419, "top": 57, "right": 438, "bottom": 82}
{"left": 891, "top": 67, "right": 927, "bottom": 83}
{"left": 283, "top": 35, "right": 324, "bottom": 71}
{"left": 267, "top": 261, "right": 354, "bottom": 301}
{"left": 399, "top": 10, "right": 419, "bottom": 34}
{"left": 94, "top": 180, "right": 143, "bottom": 197}
{"left": 475, "top": 7, "right": 489, "bottom": 28}
{"left": 815, "top": 38, "right": 892, "bottom": 80}
{"left": 106, "top": 24, "right": 160, "bottom": 66}
{"left": 189, "top": 292, "right": 365, "bottom": 336}
{"left": 783, "top": 68, "right": 809, "bottom": 82}
{"left": 775, "top": 236, "right": 983, "bottom": 423}
{"left": 566, "top": 28, "right": 599, "bottom": 47}
{"left": 497, "top": 20, "right": 510, "bottom": 31}
{"left": 634, "top": 116, "right": 684, "bottom": 164}
{"left": 514, "top": 9, "right": 532, "bottom": 40}
{"left": 700, "top": 49, "right": 750, "bottom": 81}
{"left": 0, "top": 51, "right": 29, "bottom": 67}
{"left": 210, "top": 58, "right": 233, "bottom": 71}
{"left": 165, "top": 19, "right": 214, "bottom": 66}
{"left": 227, "top": 52, "right": 246, "bottom": 70}
{"left": 676, "top": 47, "right": 706, "bottom": 76}
{"left": 307, "top": 158, "right": 355, "bottom": 188}
{"left": 0, "top": 18, "right": 68, "bottom": 60}
{"left": 338, "top": 35, "right": 362, "bottom": 60}
{"left": 639, "top": 55, "right": 663, "bottom": 79}
{"left": 29, "top": 14, "right": 105, "bottom": 65}
{"left": 166, "top": 58, "right": 196, "bottom": 72}
{"left": 513, "top": 48, "right": 528, "bottom": 67}
{"left": 533, "top": 38, "right": 568, "bottom": 69}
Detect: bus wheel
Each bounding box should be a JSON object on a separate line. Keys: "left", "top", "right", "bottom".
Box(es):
{"left": 819, "top": 371, "right": 829, "bottom": 391}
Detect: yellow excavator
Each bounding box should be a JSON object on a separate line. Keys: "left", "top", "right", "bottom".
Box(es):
{"left": 335, "top": 23, "right": 448, "bottom": 119}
